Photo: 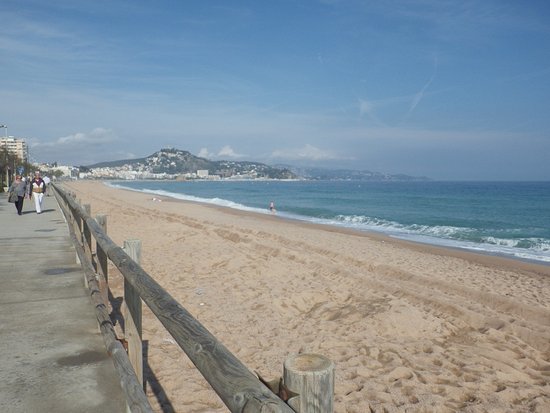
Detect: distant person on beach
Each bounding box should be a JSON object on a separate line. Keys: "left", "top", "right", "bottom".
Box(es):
{"left": 29, "top": 171, "right": 46, "bottom": 214}
{"left": 269, "top": 201, "right": 276, "bottom": 214}
{"left": 8, "top": 175, "right": 27, "bottom": 215}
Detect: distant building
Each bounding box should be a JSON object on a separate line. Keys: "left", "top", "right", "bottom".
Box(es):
{"left": 51, "top": 165, "right": 79, "bottom": 179}
{"left": 197, "top": 169, "right": 209, "bottom": 178}
{"left": 0, "top": 137, "right": 28, "bottom": 162}
{"left": 40, "top": 163, "right": 79, "bottom": 179}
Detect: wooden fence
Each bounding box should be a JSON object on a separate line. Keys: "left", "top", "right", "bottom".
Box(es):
{"left": 52, "top": 183, "right": 334, "bottom": 413}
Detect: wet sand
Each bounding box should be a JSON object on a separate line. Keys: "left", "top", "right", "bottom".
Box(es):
{"left": 62, "top": 180, "right": 550, "bottom": 413}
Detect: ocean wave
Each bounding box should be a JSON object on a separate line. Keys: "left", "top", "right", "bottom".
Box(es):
{"left": 108, "top": 183, "right": 550, "bottom": 264}
{"left": 107, "top": 184, "right": 272, "bottom": 215}
{"left": 333, "top": 214, "right": 475, "bottom": 238}
{"left": 331, "top": 214, "right": 550, "bottom": 263}
{"left": 482, "top": 236, "right": 550, "bottom": 251}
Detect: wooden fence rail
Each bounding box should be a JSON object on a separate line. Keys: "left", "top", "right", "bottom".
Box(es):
{"left": 53, "top": 183, "right": 298, "bottom": 413}
{"left": 54, "top": 187, "right": 153, "bottom": 413}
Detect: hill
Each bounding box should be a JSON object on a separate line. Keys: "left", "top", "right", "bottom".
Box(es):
{"left": 84, "top": 148, "right": 429, "bottom": 181}
{"left": 86, "top": 148, "right": 296, "bottom": 179}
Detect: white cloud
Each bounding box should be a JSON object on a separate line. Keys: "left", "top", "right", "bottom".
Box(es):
{"left": 217, "top": 145, "right": 246, "bottom": 158}
{"left": 270, "top": 144, "right": 347, "bottom": 161}
{"left": 197, "top": 147, "right": 211, "bottom": 158}
{"left": 32, "top": 127, "right": 117, "bottom": 148}
{"left": 27, "top": 128, "right": 120, "bottom": 165}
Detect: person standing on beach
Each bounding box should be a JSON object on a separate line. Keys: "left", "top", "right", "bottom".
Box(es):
{"left": 8, "top": 175, "right": 27, "bottom": 215}
{"left": 269, "top": 201, "right": 276, "bottom": 214}
{"left": 29, "top": 171, "right": 46, "bottom": 214}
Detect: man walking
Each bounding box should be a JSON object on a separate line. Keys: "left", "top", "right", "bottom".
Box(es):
{"left": 29, "top": 171, "right": 46, "bottom": 214}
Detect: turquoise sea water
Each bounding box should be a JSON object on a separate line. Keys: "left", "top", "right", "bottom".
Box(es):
{"left": 110, "top": 180, "right": 550, "bottom": 265}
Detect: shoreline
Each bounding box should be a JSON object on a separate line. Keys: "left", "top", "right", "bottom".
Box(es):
{"left": 107, "top": 180, "right": 550, "bottom": 268}
{"left": 60, "top": 180, "right": 550, "bottom": 413}
{"left": 111, "top": 180, "right": 550, "bottom": 274}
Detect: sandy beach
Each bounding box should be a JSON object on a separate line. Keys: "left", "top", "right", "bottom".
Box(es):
{"left": 61, "top": 181, "right": 550, "bottom": 413}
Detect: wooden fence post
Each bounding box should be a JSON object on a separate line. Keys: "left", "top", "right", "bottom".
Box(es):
{"left": 96, "top": 214, "right": 109, "bottom": 305}
{"left": 63, "top": 195, "right": 79, "bottom": 266}
{"left": 69, "top": 194, "right": 82, "bottom": 266}
{"left": 83, "top": 204, "right": 92, "bottom": 263}
{"left": 283, "top": 353, "right": 335, "bottom": 413}
{"left": 123, "top": 239, "right": 143, "bottom": 388}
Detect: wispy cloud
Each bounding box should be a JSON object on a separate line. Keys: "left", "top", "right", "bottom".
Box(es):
{"left": 405, "top": 56, "right": 438, "bottom": 119}
{"left": 358, "top": 98, "right": 388, "bottom": 127}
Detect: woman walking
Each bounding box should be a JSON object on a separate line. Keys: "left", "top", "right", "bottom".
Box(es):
{"left": 9, "top": 175, "right": 28, "bottom": 215}
{"left": 29, "top": 171, "right": 46, "bottom": 214}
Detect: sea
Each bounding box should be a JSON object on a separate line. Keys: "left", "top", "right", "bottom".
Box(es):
{"left": 109, "top": 180, "right": 550, "bottom": 265}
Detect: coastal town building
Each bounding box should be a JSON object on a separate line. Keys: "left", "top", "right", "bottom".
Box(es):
{"left": 35, "top": 162, "right": 80, "bottom": 179}
{"left": 0, "top": 137, "right": 28, "bottom": 162}
{"left": 80, "top": 166, "right": 222, "bottom": 181}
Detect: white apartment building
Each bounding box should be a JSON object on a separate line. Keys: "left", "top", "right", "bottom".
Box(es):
{"left": 0, "top": 137, "right": 28, "bottom": 162}
{"left": 48, "top": 165, "right": 79, "bottom": 179}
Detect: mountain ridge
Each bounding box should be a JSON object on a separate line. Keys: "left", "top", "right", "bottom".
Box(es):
{"left": 85, "top": 148, "right": 296, "bottom": 179}
{"left": 283, "top": 166, "right": 430, "bottom": 181}
{"left": 84, "top": 148, "right": 429, "bottom": 181}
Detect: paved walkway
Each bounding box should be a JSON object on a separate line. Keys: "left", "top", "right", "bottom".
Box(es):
{"left": 0, "top": 192, "right": 126, "bottom": 412}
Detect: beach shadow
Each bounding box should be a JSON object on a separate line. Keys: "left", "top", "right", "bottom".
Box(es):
{"left": 107, "top": 293, "right": 174, "bottom": 411}
{"left": 20, "top": 208, "right": 56, "bottom": 214}
{"left": 95, "top": 261, "right": 174, "bottom": 411}
{"left": 143, "top": 340, "right": 176, "bottom": 413}
{"left": 108, "top": 290, "right": 125, "bottom": 331}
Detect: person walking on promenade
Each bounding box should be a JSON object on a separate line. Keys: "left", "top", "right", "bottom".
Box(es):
{"left": 43, "top": 175, "right": 51, "bottom": 196}
{"left": 8, "top": 175, "right": 28, "bottom": 215}
{"left": 29, "top": 171, "right": 46, "bottom": 214}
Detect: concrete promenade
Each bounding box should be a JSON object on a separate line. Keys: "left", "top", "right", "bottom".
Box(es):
{"left": 0, "top": 192, "right": 126, "bottom": 412}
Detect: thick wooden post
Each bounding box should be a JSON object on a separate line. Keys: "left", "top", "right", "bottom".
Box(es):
{"left": 123, "top": 239, "right": 143, "bottom": 388}
{"left": 67, "top": 202, "right": 81, "bottom": 266}
{"left": 83, "top": 204, "right": 92, "bottom": 263}
{"left": 82, "top": 205, "right": 92, "bottom": 289}
{"left": 68, "top": 193, "right": 82, "bottom": 265}
{"left": 283, "top": 353, "right": 334, "bottom": 413}
{"left": 96, "top": 214, "right": 108, "bottom": 304}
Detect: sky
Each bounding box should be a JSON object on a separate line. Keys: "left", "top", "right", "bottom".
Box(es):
{"left": 1, "top": 0, "right": 550, "bottom": 180}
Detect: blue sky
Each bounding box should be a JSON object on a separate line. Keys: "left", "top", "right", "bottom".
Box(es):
{"left": 1, "top": 0, "right": 549, "bottom": 180}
